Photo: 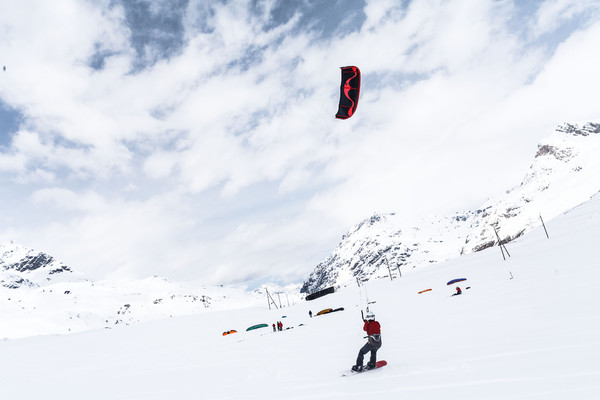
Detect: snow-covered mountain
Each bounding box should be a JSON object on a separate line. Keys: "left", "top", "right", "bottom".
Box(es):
{"left": 463, "top": 122, "right": 600, "bottom": 252}
{"left": 0, "top": 241, "right": 302, "bottom": 338}
{"left": 0, "top": 242, "right": 82, "bottom": 289}
{"left": 301, "top": 122, "right": 600, "bottom": 294}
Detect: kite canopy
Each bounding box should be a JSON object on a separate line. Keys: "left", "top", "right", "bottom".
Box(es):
{"left": 316, "top": 308, "right": 333, "bottom": 316}
{"left": 246, "top": 323, "right": 268, "bottom": 331}
{"left": 447, "top": 278, "right": 467, "bottom": 285}
{"left": 335, "top": 66, "right": 361, "bottom": 119}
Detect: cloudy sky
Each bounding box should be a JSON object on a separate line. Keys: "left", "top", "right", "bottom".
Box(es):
{"left": 1, "top": 0, "right": 599, "bottom": 287}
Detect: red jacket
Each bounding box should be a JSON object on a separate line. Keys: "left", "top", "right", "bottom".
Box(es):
{"left": 364, "top": 320, "right": 381, "bottom": 335}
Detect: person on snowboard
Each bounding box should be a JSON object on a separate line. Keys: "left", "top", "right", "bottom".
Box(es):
{"left": 352, "top": 311, "right": 382, "bottom": 372}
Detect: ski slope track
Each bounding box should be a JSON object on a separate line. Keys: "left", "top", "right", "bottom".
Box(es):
{"left": 1, "top": 186, "right": 600, "bottom": 398}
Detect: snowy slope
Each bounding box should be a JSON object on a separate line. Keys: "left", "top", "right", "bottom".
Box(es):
{"left": 0, "top": 242, "right": 302, "bottom": 338}
{"left": 1, "top": 192, "right": 599, "bottom": 400}
{"left": 302, "top": 122, "right": 600, "bottom": 293}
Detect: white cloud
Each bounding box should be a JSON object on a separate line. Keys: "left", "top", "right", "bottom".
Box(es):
{"left": 31, "top": 187, "right": 106, "bottom": 211}
{"left": 1, "top": 0, "right": 599, "bottom": 285}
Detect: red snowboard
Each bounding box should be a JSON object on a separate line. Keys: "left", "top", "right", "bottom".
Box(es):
{"left": 342, "top": 360, "right": 387, "bottom": 376}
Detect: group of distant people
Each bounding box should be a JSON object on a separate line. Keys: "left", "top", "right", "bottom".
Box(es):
{"left": 272, "top": 321, "right": 284, "bottom": 332}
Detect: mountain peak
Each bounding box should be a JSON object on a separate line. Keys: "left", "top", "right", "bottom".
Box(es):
{"left": 0, "top": 242, "right": 76, "bottom": 289}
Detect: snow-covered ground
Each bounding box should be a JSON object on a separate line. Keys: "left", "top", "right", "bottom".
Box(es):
{"left": 1, "top": 193, "right": 599, "bottom": 399}
{"left": 0, "top": 268, "right": 302, "bottom": 338}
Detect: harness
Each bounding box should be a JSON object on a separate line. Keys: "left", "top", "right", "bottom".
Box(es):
{"left": 368, "top": 334, "right": 382, "bottom": 349}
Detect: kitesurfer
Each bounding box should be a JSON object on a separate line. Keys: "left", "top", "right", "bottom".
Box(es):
{"left": 453, "top": 286, "right": 462, "bottom": 296}
{"left": 351, "top": 311, "right": 382, "bottom": 372}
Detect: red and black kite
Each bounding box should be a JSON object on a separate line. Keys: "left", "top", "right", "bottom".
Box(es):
{"left": 335, "top": 66, "right": 361, "bottom": 119}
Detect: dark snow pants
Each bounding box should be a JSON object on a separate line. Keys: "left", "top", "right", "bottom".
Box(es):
{"left": 356, "top": 341, "right": 380, "bottom": 366}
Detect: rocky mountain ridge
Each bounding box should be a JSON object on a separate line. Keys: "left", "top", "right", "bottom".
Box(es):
{"left": 301, "top": 122, "right": 600, "bottom": 294}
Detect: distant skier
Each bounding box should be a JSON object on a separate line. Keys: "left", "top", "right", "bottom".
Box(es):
{"left": 309, "top": 310, "right": 313, "bottom": 318}
{"left": 351, "top": 311, "right": 382, "bottom": 372}
{"left": 272, "top": 323, "right": 276, "bottom": 332}
{"left": 453, "top": 286, "right": 462, "bottom": 296}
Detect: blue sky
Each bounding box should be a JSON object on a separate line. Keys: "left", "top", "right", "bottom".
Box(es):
{"left": 1, "top": 0, "right": 599, "bottom": 287}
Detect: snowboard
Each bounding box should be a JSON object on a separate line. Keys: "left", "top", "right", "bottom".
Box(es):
{"left": 341, "top": 360, "right": 387, "bottom": 376}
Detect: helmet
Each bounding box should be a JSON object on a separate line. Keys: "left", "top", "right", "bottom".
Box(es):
{"left": 365, "top": 311, "right": 375, "bottom": 321}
